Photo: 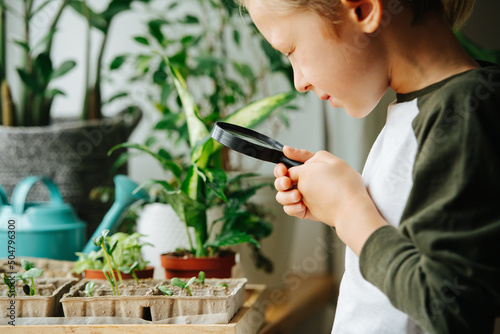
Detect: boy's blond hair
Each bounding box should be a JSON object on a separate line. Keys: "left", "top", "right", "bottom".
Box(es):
{"left": 241, "top": 0, "right": 475, "bottom": 29}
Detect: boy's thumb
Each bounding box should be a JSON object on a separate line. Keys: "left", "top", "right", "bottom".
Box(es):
{"left": 283, "top": 145, "right": 315, "bottom": 163}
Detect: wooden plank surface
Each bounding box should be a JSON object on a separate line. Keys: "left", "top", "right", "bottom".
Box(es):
{"left": 0, "top": 285, "right": 267, "bottom": 334}
{"left": 259, "top": 275, "right": 336, "bottom": 334}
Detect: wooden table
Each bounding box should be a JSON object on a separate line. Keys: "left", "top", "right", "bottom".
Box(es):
{"left": 259, "top": 275, "right": 337, "bottom": 334}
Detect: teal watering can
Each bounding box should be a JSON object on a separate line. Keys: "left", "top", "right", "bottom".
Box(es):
{"left": 0, "top": 175, "right": 149, "bottom": 261}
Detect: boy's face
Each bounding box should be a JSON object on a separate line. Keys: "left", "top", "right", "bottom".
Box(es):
{"left": 247, "top": 0, "right": 389, "bottom": 118}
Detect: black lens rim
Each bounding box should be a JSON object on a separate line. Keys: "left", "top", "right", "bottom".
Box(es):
{"left": 211, "top": 122, "right": 301, "bottom": 168}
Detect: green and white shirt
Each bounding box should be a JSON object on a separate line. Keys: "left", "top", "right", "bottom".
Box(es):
{"left": 332, "top": 61, "right": 500, "bottom": 334}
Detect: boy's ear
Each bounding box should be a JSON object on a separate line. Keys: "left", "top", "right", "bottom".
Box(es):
{"left": 341, "top": 0, "right": 383, "bottom": 34}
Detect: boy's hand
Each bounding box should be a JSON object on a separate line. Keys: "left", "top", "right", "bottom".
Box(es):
{"left": 275, "top": 146, "right": 388, "bottom": 254}
{"left": 274, "top": 146, "right": 319, "bottom": 221}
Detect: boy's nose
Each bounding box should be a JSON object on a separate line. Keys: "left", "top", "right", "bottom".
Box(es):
{"left": 293, "top": 67, "right": 311, "bottom": 93}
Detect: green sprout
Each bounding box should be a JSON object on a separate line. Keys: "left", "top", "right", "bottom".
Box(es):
{"left": 170, "top": 277, "right": 196, "bottom": 296}
{"left": 196, "top": 271, "right": 205, "bottom": 285}
{"left": 93, "top": 229, "right": 120, "bottom": 295}
{"left": 14, "top": 260, "right": 43, "bottom": 296}
{"left": 84, "top": 281, "right": 95, "bottom": 297}
{"left": 158, "top": 285, "right": 173, "bottom": 296}
{"left": 118, "top": 261, "right": 140, "bottom": 285}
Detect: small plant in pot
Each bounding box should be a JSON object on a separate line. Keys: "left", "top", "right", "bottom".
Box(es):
{"left": 73, "top": 229, "right": 154, "bottom": 286}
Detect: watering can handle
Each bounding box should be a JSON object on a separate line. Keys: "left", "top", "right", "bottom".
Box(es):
{"left": 11, "top": 176, "right": 64, "bottom": 215}
{"left": 0, "top": 185, "right": 8, "bottom": 206}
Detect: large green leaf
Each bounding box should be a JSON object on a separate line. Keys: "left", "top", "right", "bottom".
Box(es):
{"left": 109, "top": 142, "right": 182, "bottom": 182}
{"left": 213, "top": 92, "right": 297, "bottom": 152}
{"left": 69, "top": 1, "right": 107, "bottom": 33}
{"left": 205, "top": 231, "right": 260, "bottom": 249}
{"left": 168, "top": 64, "right": 209, "bottom": 151}
{"left": 455, "top": 31, "right": 500, "bottom": 63}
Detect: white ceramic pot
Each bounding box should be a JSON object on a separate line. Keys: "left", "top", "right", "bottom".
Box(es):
{"left": 136, "top": 203, "right": 191, "bottom": 278}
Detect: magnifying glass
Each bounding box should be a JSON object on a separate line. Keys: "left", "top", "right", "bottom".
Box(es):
{"left": 211, "top": 122, "right": 302, "bottom": 168}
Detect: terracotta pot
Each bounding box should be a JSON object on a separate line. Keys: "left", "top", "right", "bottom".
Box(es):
{"left": 83, "top": 266, "right": 155, "bottom": 280}
{"left": 160, "top": 253, "right": 236, "bottom": 278}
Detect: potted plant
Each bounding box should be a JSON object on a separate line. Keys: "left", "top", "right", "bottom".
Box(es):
{"left": 112, "top": 48, "right": 294, "bottom": 278}
{"left": 0, "top": 0, "right": 148, "bottom": 237}
{"left": 0, "top": 259, "right": 74, "bottom": 318}
{"left": 108, "top": 0, "right": 295, "bottom": 278}
{"left": 73, "top": 229, "right": 154, "bottom": 283}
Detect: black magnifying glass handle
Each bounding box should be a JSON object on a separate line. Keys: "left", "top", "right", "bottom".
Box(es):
{"left": 281, "top": 156, "right": 302, "bottom": 168}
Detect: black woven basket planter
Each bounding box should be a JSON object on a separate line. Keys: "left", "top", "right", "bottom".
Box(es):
{"left": 0, "top": 108, "right": 142, "bottom": 239}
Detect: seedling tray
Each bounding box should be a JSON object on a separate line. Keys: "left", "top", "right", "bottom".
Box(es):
{"left": 60, "top": 278, "right": 247, "bottom": 324}
{"left": 0, "top": 279, "right": 74, "bottom": 318}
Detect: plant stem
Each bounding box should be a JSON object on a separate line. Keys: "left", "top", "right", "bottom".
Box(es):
{"left": 86, "top": 26, "right": 108, "bottom": 120}
{"left": 19, "top": 0, "right": 33, "bottom": 126}
{"left": 0, "top": 0, "right": 6, "bottom": 81}
{"left": 101, "top": 245, "right": 120, "bottom": 295}
{"left": 132, "top": 271, "right": 139, "bottom": 285}
{"left": 45, "top": 0, "right": 69, "bottom": 56}
{"left": 1, "top": 80, "right": 14, "bottom": 126}
{"left": 29, "top": 277, "right": 37, "bottom": 295}
{"left": 81, "top": 0, "right": 90, "bottom": 121}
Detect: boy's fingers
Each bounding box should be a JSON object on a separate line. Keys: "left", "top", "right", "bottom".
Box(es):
{"left": 274, "top": 163, "right": 288, "bottom": 178}
{"left": 275, "top": 188, "right": 302, "bottom": 205}
{"left": 283, "top": 146, "right": 315, "bottom": 163}
{"left": 283, "top": 202, "right": 307, "bottom": 219}
{"left": 274, "top": 176, "right": 292, "bottom": 191}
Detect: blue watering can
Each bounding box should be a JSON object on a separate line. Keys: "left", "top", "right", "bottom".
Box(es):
{"left": 0, "top": 175, "right": 149, "bottom": 261}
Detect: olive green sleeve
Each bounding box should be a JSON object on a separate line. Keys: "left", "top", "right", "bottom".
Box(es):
{"left": 359, "top": 80, "right": 500, "bottom": 333}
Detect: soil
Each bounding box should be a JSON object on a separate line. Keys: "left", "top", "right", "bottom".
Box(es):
{"left": 69, "top": 279, "right": 235, "bottom": 298}
{"left": 0, "top": 258, "right": 77, "bottom": 279}
{"left": 146, "top": 282, "right": 231, "bottom": 297}
{"left": 0, "top": 282, "right": 56, "bottom": 297}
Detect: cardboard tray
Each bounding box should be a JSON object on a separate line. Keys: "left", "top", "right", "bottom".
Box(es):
{"left": 0, "top": 284, "right": 266, "bottom": 334}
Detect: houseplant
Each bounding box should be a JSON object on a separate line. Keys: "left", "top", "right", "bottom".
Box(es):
{"left": 0, "top": 0, "right": 149, "bottom": 236}
{"left": 73, "top": 229, "right": 154, "bottom": 283}
{"left": 108, "top": 0, "right": 295, "bottom": 278}
{"left": 112, "top": 58, "right": 294, "bottom": 277}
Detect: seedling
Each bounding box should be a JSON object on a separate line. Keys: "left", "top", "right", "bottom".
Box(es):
{"left": 1, "top": 273, "right": 16, "bottom": 297}
{"left": 14, "top": 260, "right": 43, "bottom": 296}
{"left": 118, "top": 261, "right": 140, "bottom": 285}
{"left": 196, "top": 271, "right": 205, "bottom": 285}
{"left": 170, "top": 277, "right": 196, "bottom": 296}
{"left": 84, "top": 281, "right": 95, "bottom": 297}
{"left": 93, "top": 229, "right": 120, "bottom": 295}
{"left": 158, "top": 285, "right": 173, "bottom": 296}
{"left": 103, "top": 271, "right": 119, "bottom": 296}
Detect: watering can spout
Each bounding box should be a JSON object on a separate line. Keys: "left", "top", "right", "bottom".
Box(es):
{"left": 82, "top": 175, "right": 149, "bottom": 254}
